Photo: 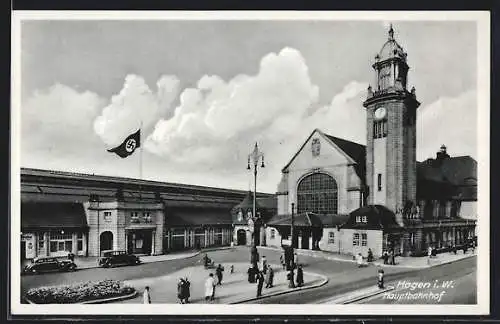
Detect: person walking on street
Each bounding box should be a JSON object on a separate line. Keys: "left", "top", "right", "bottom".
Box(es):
{"left": 293, "top": 253, "right": 299, "bottom": 269}
{"left": 367, "top": 248, "right": 374, "bottom": 262}
{"left": 377, "top": 269, "right": 385, "bottom": 289}
{"left": 389, "top": 249, "right": 395, "bottom": 265}
{"left": 182, "top": 278, "right": 191, "bottom": 304}
{"left": 177, "top": 278, "right": 185, "bottom": 303}
{"left": 256, "top": 271, "right": 265, "bottom": 297}
{"left": 67, "top": 252, "right": 75, "bottom": 262}
{"left": 266, "top": 267, "right": 274, "bottom": 288}
{"left": 383, "top": 251, "right": 389, "bottom": 265}
{"left": 261, "top": 256, "right": 268, "bottom": 274}
{"left": 287, "top": 268, "right": 295, "bottom": 288}
{"left": 205, "top": 273, "right": 216, "bottom": 301}
{"left": 216, "top": 264, "right": 224, "bottom": 285}
{"left": 143, "top": 286, "right": 151, "bottom": 304}
{"left": 230, "top": 265, "right": 234, "bottom": 274}
{"left": 296, "top": 264, "right": 304, "bottom": 287}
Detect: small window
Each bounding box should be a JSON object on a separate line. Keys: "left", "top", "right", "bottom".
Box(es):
{"left": 356, "top": 216, "right": 361, "bottom": 223}
{"left": 50, "top": 242, "right": 57, "bottom": 252}
{"left": 362, "top": 216, "right": 367, "bottom": 223}
{"left": 38, "top": 240, "right": 44, "bottom": 249}
{"left": 77, "top": 240, "right": 83, "bottom": 251}
{"left": 328, "top": 231, "right": 335, "bottom": 244}
{"left": 361, "top": 233, "right": 368, "bottom": 246}
{"left": 270, "top": 229, "right": 276, "bottom": 239}
{"left": 353, "top": 233, "right": 360, "bottom": 246}
{"left": 103, "top": 211, "right": 112, "bottom": 221}
{"left": 377, "top": 174, "right": 382, "bottom": 192}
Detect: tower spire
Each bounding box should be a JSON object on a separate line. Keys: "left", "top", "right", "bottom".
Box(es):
{"left": 388, "top": 23, "right": 394, "bottom": 40}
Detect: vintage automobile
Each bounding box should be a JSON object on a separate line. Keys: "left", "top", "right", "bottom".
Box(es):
{"left": 98, "top": 250, "right": 141, "bottom": 268}
{"left": 23, "top": 257, "right": 77, "bottom": 275}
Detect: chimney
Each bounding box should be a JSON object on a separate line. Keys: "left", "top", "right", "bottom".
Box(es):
{"left": 436, "top": 144, "right": 450, "bottom": 161}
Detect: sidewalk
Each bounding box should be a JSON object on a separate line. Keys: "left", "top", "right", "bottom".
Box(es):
{"left": 320, "top": 284, "right": 395, "bottom": 304}
{"left": 21, "top": 246, "right": 239, "bottom": 271}
{"left": 258, "top": 246, "right": 476, "bottom": 269}
{"left": 116, "top": 263, "right": 327, "bottom": 304}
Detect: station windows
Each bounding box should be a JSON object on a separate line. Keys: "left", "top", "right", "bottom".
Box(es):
{"left": 103, "top": 211, "right": 112, "bottom": 221}
{"left": 373, "top": 120, "right": 388, "bottom": 139}
{"left": 353, "top": 233, "right": 360, "bottom": 246}
{"left": 361, "top": 233, "right": 368, "bottom": 246}
{"left": 328, "top": 231, "right": 335, "bottom": 244}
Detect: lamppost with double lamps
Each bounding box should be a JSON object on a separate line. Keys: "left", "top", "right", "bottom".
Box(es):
{"left": 247, "top": 142, "right": 265, "bottom": 270}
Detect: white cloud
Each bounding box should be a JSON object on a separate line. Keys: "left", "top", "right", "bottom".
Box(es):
{"left": 22, "top": 83, "right": 105, "bottom": 154}
{"left": 417, "top": 89, "right": 477, "bottom": 160}
{"left": 94, "top": 74, "right": 180, "bottom": 147}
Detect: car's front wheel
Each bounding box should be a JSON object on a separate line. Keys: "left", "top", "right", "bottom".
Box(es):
{"left": 68, "top": 264, "right": 76, "bottom": 271}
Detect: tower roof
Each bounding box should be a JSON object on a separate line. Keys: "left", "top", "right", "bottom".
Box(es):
{"left": 377, "top": 24, "right": 407, "bottom": 62}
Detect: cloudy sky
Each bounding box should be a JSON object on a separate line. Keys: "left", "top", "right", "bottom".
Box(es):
{"left": 18, "top": 18, "right": 478, "bottom": 193}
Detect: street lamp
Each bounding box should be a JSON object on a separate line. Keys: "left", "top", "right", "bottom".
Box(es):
{"left": 247, "top": 142, "right": 265, "bottom": 269}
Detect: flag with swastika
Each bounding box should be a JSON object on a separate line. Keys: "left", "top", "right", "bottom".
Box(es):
{"left": 107, "top": 129, "right": 141, "bottom": 158}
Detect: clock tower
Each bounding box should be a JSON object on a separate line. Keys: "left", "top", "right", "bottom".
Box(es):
{"left": 363, "top": 24, "right": 420, "bottom": 225}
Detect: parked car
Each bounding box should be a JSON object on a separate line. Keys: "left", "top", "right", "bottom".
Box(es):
{"left": 23, "top": 257, "right": 77, "bottom": 275}
{"left": 98, "top": 250, "right": 141, "bottom": 268}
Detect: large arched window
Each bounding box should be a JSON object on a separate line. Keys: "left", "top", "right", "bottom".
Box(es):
{"left": 297, "top": 173, "right": 338, "bottom": 214}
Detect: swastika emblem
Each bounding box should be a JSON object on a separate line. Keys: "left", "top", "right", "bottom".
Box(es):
{"left": 125, "top": 138, "right": 137, "bottom": 153}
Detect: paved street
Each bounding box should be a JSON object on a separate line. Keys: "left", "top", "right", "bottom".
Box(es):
{"left": 359, "top": 256, "right": 476, "bottom": 304}
{"left": 20, "top": 247, "right": 476, "bottom": 304}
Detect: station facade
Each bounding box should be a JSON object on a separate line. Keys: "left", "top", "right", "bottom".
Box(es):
{"left": 265, "top": 26, "right": 477, "bottom": 258}
{"left": 20, "top": 168, "right": 273, "bottom": 260}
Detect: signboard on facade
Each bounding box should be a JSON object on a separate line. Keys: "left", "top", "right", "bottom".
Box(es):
{"left": 22, "top": 233, "right": 36, "bottom": 259}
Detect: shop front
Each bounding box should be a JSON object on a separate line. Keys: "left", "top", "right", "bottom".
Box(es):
{"left": 126, "top": 226, "right": 157, "bottom": 255}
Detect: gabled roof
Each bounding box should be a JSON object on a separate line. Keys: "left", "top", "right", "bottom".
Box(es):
{"left": 281, "top": 129, "right": 366, "bottom": 185}
{"left": 22, "top": 202, "right": 88, "bottom": 230}
{"left": 341, "top": 205, "right": 402, "bottom": 231}
{"left": 323, "top": 134, "right": 366, "bottom": 182}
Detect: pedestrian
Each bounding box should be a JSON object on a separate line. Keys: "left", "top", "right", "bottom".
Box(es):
{"left": 261, "top": 256, "right": 267, "bottom": 274}
{"left": 280, "top": 254, "right": 285, "bottom": 270}
{"left": 296, "top": 264, "right": 304, "bottom": 287}
{"left": 177, "top": 278, "right": 185, "bottom": 303}
{"left": 247, "top": 264, "right": 255, "bottom": 283}
{"left": 367, "top": 248, "right": 374, "bottom": 262}
{"left": 389, "top": 249, "right": 395, "bottom": 265}
{"left": 143, "top": 286, "right": 151, "bottom": 304}
{"left": 182, "top": 278, "right": 191, "bottom": 304}
{"left": 471, "top": 241, "right": 476, "bottom": 253}
{"left": 203, "top": 253, "right": 209, "bottom": 268}
{"left": 67, "top": 252, "right": 75, "bottom": 262}
{"left": 256, "top": 271, "right": 265, "bottom": 297}
{"left": 205, "top": 273, "right": 216, "bottom": 301}
{"left": 216, "top": 264, "right": 224, "bottom": 285}
{"left": 230, "top": 265, "right": 234, "bottom": 274}
{"left": 383, "top": 251, "right": 389, "bottom": 265}
{"left": 293, "top": 253, "right": 298, "bottom": 269}
{"left": 463, "top": 244, "right": 468, "bottom": 254}
{"left": 266, "top": 267, "right": 274, "bottom": 288}
{"left": 287, "top": 269, "right": 295, "bottom": 288}
{"left": 377, "top": 269, "right": 384, "bottom": 289}
{"left": 356, "top": 253, "right": 365, "bottom": 268}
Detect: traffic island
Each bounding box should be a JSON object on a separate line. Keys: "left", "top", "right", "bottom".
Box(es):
{"left": 117, "top": 263, "right": 327, "bottom": 304}
{"left": 24, "top": 279, "right": 137, "bottom": 304}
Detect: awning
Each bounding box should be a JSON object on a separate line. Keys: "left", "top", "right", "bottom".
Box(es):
{"left": 21, "top": 201, "right": 89, "bottom": 231}
{"left": 267, "top": 212, "right": 323, "bottom": 228}
{"left": 166, "top": 207, "right": 233, "bottom": 227}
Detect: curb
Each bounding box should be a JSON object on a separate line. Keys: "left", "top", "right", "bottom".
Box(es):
{"left": 71, "top": 246, "right": 238, "bottom": 271}
{"left": 230, "top": 272, "right": 329, "bottom": 304}
{"left": 257, "top": 246, "right": 475, "bottom": 269}
{"left": 24, "top": 290, "right": 138, "bottom": 304}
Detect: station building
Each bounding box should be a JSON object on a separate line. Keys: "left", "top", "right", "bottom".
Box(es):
{"left": 20, "top": 168, "right": 273, "bottom": 261}
{"left": 265, "top": 26, "right": 477, "bottom": 258}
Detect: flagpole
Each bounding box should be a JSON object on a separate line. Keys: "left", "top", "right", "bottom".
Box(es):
{"left": 139, "top": 121, "right": 143, "bottom": 209}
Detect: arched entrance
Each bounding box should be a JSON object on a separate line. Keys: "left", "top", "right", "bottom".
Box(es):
{"left": 100, "top": 231, "right": 113, "bottom": 253}
{"left": 237, "top": 229, "right": 247, "bottom": 245}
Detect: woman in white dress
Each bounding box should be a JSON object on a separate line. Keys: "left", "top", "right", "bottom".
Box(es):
{"left": 205, "top": 273, "right": 216, "bottom": 301}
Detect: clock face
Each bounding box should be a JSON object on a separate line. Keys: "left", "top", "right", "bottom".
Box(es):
{"left": 374, "top": 107, "right": 387, "bottom": 120}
